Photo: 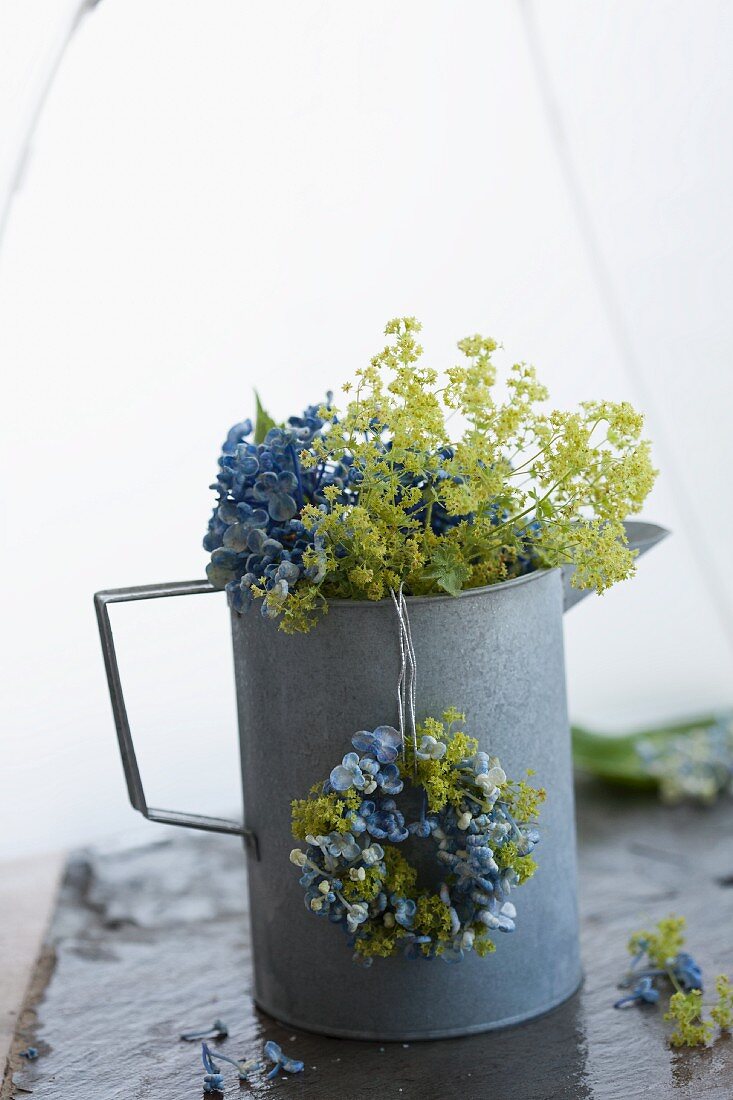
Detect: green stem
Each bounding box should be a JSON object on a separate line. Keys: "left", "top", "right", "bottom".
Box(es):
{"left": 481, "top": 482, "right": 561, "bottom": 541}
{"left": 507, "top": 435, "right": 560, "bottom": 473}
{"left": 667, "top": 968, "right": 684, "bottom": 995}
{"left": 335, "top": 888, "right": 356, "bottom": 912}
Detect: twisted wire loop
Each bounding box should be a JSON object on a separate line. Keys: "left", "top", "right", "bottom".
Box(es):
{"left": 390, "top": 585, "right": 418, "bottom": 775}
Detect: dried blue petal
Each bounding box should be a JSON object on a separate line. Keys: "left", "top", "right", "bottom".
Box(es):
{"left": 376, "top": 762, "right": 404, "bottom": 795}
{"left": 221, "top": 420, "right": 253, "bottom": 455}
{"left": 203, "top": 1073, "right": 225, "bottom": 1094}
{"left": 393, "top": 896, "right": 417, "bottom": 929}
{"left": 672, "top": 952, "right": 704, "bottom": 992}
{"left": 264, "top": 1040, "right": 305, "bottom": 1078}
{"left": 210, "top": 1047, "right": 264, "bottom": 1081}
{"left": 201, "top": 1042, "right": 226, "bottom": 1093}
{"left": 614, "top": 976, "right": 661, "bottom": 1009}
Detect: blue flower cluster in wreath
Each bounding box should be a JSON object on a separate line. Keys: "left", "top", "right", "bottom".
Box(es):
{"left": 203, "top": 401, "right": 349, "bottom": 614}
{"left": 290, "top": 724, "right": 541, "bottom": 964}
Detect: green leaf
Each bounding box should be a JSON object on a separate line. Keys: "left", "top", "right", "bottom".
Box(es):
{"left": 254, "top": 390, "right": 278, "bottom": 444}
{"left": 423, "top": 545, "right": 471, "bottom": 597}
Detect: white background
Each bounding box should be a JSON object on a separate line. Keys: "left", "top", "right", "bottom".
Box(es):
{"left": 1, "top": 0, "right": 732, "bottom": 859}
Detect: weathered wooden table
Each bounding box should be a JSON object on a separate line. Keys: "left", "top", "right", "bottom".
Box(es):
{"left": 4, "top": 782, "right": 733, "bottom": 1100}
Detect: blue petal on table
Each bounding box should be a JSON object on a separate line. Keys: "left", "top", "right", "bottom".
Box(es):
{"left": 264, "top": 1040, "right": 305, "bottom": 1078}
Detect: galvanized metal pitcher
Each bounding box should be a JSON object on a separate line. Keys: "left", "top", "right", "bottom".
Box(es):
{"left": 95, "top": 521, "right": 666, "bottom": 1040}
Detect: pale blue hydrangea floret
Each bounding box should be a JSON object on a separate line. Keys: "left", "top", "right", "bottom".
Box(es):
{"left": 252, "top": 469, "right": 299, "bottom": 522}
{"left": 327, "top": 732, "right": 404, "bottom": 796}
{"left": 304, "top": 883, "right": 337, "bottom": 916}
{"left": 352, "top": 725, "right": 402, "bottom": 763}
{"left": 218, "top": 502, "right": 268, "bottom": 550}
{"left": 361, "top": 843, "right": 385, "bottom": 866}
{"left": 375, "top": 763, "right": 403, "bottom": 795}
{"left": 409, "top": 813, "right": 438, "bottom": 838}
{"left": 329, "top": 752, "right": 368, "bottom": 792}
{"left": 345, "top": 799, "right": 375, "bottom": 835}
{"left": 365, "top": 799, "right": 409, "bottom": 843}
{"left": 344, "top": 803, "right": 370, "bottom": 835}
{"left": 346, "top": 902, "right": 370, "bottom": 934}
{"left": 326, "top": 831, "right": 361, "bottom": 861}
{"left": 393, "top": 896, "right": 417, "bottom": 928}
{"left": 416, "top": 734, "right": 447, "bottom": 760}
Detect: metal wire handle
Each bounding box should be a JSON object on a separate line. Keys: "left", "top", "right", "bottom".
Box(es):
{"left": 94, "top": 580, "right": 259, "bottom": 858}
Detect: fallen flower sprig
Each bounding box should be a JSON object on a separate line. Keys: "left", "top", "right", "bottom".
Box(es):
{"left": 202, "top": 1041, "right": 263, "bottom": 1082}
{"left": 613, "top": 915, "right": 733, "bottom": 1047}
{"left": 264, "top": 1040, "right": 305, "bottom": 1079}
{"left": 198, "top": 1039, "right": 303, "bottom": 1090}
{"left": 614, "top": 976, "right": 659, "bottom": 1008}
{"left": 180, "top": 1019, "right": 229, "bottom": 1042}
{"left": 201, "top": 1043, "right": 225, "bottom": 1094}
{"left": 573, "top": 712, "right": 733, "bottom": 804}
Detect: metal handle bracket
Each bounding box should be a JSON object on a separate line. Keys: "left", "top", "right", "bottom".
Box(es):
{"left": 94, "top": 580, "right": 259, "bottom": 859}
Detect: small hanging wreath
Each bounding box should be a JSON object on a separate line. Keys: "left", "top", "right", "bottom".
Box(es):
{"left": 290, "top": 709, "right": 545, "bottom": 964}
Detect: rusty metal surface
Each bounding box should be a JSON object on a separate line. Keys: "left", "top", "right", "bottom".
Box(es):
{"left": 8, "top": 783, "right": 733, "bottom": 1099}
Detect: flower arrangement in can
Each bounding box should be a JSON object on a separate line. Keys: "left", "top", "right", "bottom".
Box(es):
{"left": 204, "top": 317, "right": 656, "bottom": 633}
{"left": 202, "top": 317, "right": 655, "bottom": 975}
